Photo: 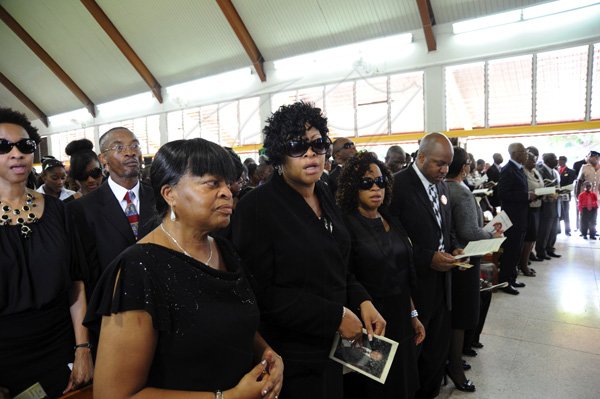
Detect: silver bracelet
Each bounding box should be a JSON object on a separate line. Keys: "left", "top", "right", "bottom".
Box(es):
{"left": 215, "top": 390, "right": 223, "bottom": 399}
{"left": 410, "top": 309, "right": 419, "bottom": 318}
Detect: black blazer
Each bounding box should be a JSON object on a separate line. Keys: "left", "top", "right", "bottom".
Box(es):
{"left": 389, "top": 166, "right": 456, "bottom": 318}
{"left": 66, "top": 181, "right": 158, "bottom": 293}
{"left": 486, "top": 164, "right": 501, "bottom": 207}
{"left": 498, "top": 161, "right": 529, "bottom": 232}
{"left": 559, "top": 166, "right": 577, "bottom": 187}
{"left": 232, "top": 172, "right": 370, "bottom": 357}
{"left": 327, "top": 164, "right": 342, "bottom": 196}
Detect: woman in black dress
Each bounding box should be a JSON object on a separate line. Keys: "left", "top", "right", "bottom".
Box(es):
{"left": 0, "top": 108, "right": 93, "bottom": 398}
{"left": 85, "top": 138, "right": 283, "bottom": 399}
{"left": 336, "top": 151, "right": 425, "bottom": 399}
{"left": 232, "top": 102, "right": 385, "bottom": 399}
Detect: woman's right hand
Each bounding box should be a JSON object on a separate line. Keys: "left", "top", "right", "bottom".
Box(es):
{"left": 338, "top": 306, "right": 363, "bottom": 341}
{"left": 227, "top": 359, "right": 272, "bottom": 399}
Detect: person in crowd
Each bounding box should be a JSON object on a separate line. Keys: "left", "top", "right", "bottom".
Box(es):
{"left": 67, "top": 127, "right": 158, "bottom": 295}
{"left": 384, "top": 145, "right": 407, "bottom": 174}
{"left": 0, "top": 108, "right": 93, "bottom": 398}
{"left": 37, "top": 157, "right": 79, "bottom": 201}
{"left": 328, "top": 137, "right": 357, "bottom": 195}
{"left": 445, "top": 147, "right": 502, "bottom": 393}
{"left": 574, "top": 151, "right": 595, "bottom": 233}
{"left": 535, "top": 153, "right": 561, "bottom": 259}
{"left": 577, "top": 150, "right": 600, "bottom": 195}
{"left": 389, "top": 132, "right": 464, "bottom": 399}
{"left": 578, "top": 181, "right": 598, "bottom": 239}
{"left": 337, "top": 151, "right": 424, "bottom": 399}
{"left": 256, "top": 163, "right": 274, "bottom": 186}
{"left": 233, "top": 102, "right": 385, "bottom": 399}
{"left": 573, "top": 153, "right": 588, "bottom": 177}
{"left": 486, "top": 153, "right": 503, "bottom": 211}
{"left": 519, "top": 152, "right": 543, "bottom": 274}
{"left": 558, "top": 156, "right": 577, "bottom": 236}
{"left": 224, "top": 147, "right": 248, "bottom": 209}
{"left": 65, "top": 138, "right": 103, "bottom": 197}
{"left": 498, "top": 143, "right": 532, "bottom": 295}
{"left": 85, "top": 138, "right": 283, "bottom": 399}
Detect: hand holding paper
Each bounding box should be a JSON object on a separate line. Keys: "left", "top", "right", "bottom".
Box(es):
{"left": 454, "top": 237, "right": 506, "bottom": 259}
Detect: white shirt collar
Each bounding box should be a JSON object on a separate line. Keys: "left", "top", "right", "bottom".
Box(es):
{"left": 412, "top": 162, "right": 436, "bottom": 192}
{"left": 36, "top": 185, "right": 76, "bottom": 201}
{"left": 107, "top": 176, "right": 140, "bottom": 212}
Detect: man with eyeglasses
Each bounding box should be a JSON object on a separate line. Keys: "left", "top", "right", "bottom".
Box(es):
{"left": 67, "top": 127, "right": 158, "bottom": 294}
{"left": 328, "top": 138, "right": 357, "bottom": 196}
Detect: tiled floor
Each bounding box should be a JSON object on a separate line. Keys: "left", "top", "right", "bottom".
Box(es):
{"left": 439, "top": 233, "right": 600, "bottom": 399}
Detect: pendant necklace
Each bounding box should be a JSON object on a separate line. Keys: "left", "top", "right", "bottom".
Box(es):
{"left": 160, "top": 223, "right": 213, "bottom": 265}
{"left": 0, "top": 192, "right": 38, "bottom": 238}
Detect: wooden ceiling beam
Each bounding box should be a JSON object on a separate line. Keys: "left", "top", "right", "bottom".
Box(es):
{"left": 416, "top": 0, "right": 437, "bottom": 52}
{"left": 80, "top": 0, "right": 163, "bottom": 103}
{"left": 0, "top": 5, "right": 96, "bottom": 117}
{"left": 216, "top": 0, "right": 266, "bottom": 82}
{"left": 0, "top": 72, "right": 49, "bottom": 127}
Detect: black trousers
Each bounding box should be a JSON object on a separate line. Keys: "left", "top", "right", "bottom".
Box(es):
{"left": 580, "top": 208, "right": 598, "bottom": 237}
{"left": 560, "top": 200, "right": 571, "bottom": 233}
{"left": 464, "top": 290, "right": 492, "bottom": 349}
{"left": 500, "top": 228, "right": 525, "bottom": 285}
{"left": 536, "top": 200, "right": 558, "bottom": 257}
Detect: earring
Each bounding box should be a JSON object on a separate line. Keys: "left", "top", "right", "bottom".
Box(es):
{"left": 170, "top": 207, "right": 176, "bottom": 222}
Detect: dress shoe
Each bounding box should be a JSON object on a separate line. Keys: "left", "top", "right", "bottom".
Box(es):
{"left": 591, "top": 236, "right": 597, "bottom": 240}
{"left": 501, "top": 286, "right": 520, "bottom": 295}
{"left": 513, "top": 281, "right": 526, "bottom": 288}
{"left": 471, "top": 342, "right": 484, "bottom": 349}
{"left": 531, "top": 255, "right": 544, "bottom": 262}
{"left": 529, "top": 253, "right": 537, "bottom": 261}
{"left": 583, "top": 235, "right": 588, "bottom": 240}
{"left": 445, "top": 367, "right": 476, "bottom": 392}
{"left": 566, "top": 232, "right": 571, "bottom": 236}
{"left": 548, "top": 252, "right": 561, "bottom": 258}
{"left": 463, "top": 360, "right": 471, "bottom": 370}
{"left": 543, "top": 255, "right": 552, "bottom": 260}
{"left": 463, "top": 348, "right": 477, "bottom": 357}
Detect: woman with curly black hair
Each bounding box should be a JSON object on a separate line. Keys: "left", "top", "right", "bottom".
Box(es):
{"left": 233, "top": 101, "right": 386, "bottom": 399}
{"left": 337, "top": 151, "right": 424, "bottom": 399}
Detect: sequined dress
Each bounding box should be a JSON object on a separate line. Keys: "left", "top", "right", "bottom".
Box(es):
{"left": 84, "top": 238, "right": 260, "bottom": 391}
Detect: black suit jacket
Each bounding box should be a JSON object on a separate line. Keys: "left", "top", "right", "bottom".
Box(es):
{"left": 327, "top": 164, "right": 342, "bottom": 197}
{"left": 498, "top": 161, "right": 529, "bottom": 232}
{"left": 559, "top": 166, "right": 577, "bottom": 187}
{"left": 389, "top": 166, "right": 456, "bottom": 319}
{"left": 66, "top": 181, "right": 158, "bottom": 293}
{"left": 486, "top": 164, "right": 501, "bottom": 207}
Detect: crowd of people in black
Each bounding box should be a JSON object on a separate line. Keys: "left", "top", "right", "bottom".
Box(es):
{"left": 1, "top": 103, "right": 598, "bottom": 399}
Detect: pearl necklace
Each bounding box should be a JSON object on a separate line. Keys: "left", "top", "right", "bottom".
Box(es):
{"left": 160, "top": 223, "right": 213, "bottom": 265}
{"left": 0, "top": 192, "right": 38, "bottom": 238}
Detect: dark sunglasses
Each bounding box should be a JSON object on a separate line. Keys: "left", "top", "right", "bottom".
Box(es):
{"left": 359, "top": 176, "right": 386, "bottom": 190}
{"left": 82, "top": 167, "right": 103, "bottom": 180}
{"left": 285, "top": 137, "right": 331, "bottom": 158}
{"left": 0, "top": 138, "right": 37, "bottom": 155}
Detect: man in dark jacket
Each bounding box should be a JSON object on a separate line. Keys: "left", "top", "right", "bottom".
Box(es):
{"left": 558, "top": 156, "right": 577, "bottom": 236}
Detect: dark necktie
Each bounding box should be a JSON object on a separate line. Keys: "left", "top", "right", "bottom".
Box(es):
{"left": 428, "top": 184, "right": 445, "bottom": 251}
{"left": 124, "top": 191, "right": 139, "bottom": 239}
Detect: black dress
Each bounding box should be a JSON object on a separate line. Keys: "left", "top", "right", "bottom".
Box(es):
{"left": 84, "top": 238, "right": 260, "bottom": 392}
{"left": 0, "top": 196, "right": 77, "bottom": 398}
{"left": 343, "top": 212, "right": 419, "bottom": 399}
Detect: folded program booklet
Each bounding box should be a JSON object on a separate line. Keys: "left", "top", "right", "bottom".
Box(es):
{"left": 483, "top": 211, "right": 512, "bottom": 233}
{"left": 454, "top": 237, "right": 507, "bottom": 259}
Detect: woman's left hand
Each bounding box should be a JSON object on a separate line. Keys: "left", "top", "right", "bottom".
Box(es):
{"left": 63, "top": 348, "right": 94, "bottom": 393}
{"left": 359, "top": 301, "right": 386, "bottom": 341}
{"left": 411, "top": 317, "right": 426, "bottom": 345}
{"left": 261, "top": 348, "right": 283, "bottom": 399}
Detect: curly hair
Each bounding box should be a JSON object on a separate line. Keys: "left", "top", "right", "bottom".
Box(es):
{"left": 0, "top": 107, "right": 41, "bottom": 143}
{"left": 336, "top": 151, "right": 393, "bottom": 215}
{"left": 263, "top": 101, "right": 329, "bottom": 166}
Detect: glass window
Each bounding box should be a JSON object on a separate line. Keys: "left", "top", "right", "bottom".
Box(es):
{"left": 167, "top": 110, "right": 183, "bottom": 142}
{"left": 239, "top": 97, "right": 262, "bottom": 145}
{"left": 219, "top": 102, "right": 239, "bottom": 147}
{"left": 183, "top": 108, "right": 201, "bottom": 140}
{"left": 297, "top": 86, "right": 324, "bottom": 110}
{"left": 133, "top": 118, "right": 148, "bottom": 154}
{"left": 325, "top": 81, "right": 355, "bottom": 138}
{"left": 488, "top": 54, "right": 533, "bottom": 126}
{"left": 537, "top": 45, "right": 588, "bottom": 123}
{"left": 356, "top": 77, "right": 388, "bottom": 136}
{"left": 200, "top": 104, "right": 220, "bottom": 144}
{"left": 391, "top": 72, "right": 424, "bottom": 133}
{"left": 591, "top": 43, "right": 600, "bottom": 120}
{"left": 445, "top": 62, "right": 485, "bottom": 130}
{"left": 271, "top": 90, "right": 297, "bottom": 112}
{"left": 147, "top": 115, "right": 161, "bottom": 155}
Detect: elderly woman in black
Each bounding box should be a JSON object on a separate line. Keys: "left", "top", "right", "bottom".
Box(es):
{"left": 85, "top": 138, "right": 282, "bottom": 399}
{"left": 0, "top": 108, "right": 93, "bottom": 398}
{"left": 336, "top": 151, "right": 424, "bottom": 399}
{"left": 65, "top": 138, "right": 103, "bottom": 196}
{"left": 232, "top": 102, "right": 385, "bottom": 399}
{"left": 445, "top": 147, "right": 503, "bottom": 393}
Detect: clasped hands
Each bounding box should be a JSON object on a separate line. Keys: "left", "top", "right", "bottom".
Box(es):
{"left": 338, "top": 301, "right": 386, "bottom": 343}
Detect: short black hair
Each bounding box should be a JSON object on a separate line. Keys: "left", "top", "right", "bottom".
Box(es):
{"left": 263, "top": 101, "right": 329, "bottom": 166}
{"left": 447, "top": 147, "right": 469, "bottom": 178}
{"left": 65, "top": 138, "right": 100, "bottom": 181}
{"left": 0, "top": 107, "right": 41, "bottom": 143}
{"left": 41, "top": 156, "right": 65, "bottom": 174}
{"left": 99, "top": 126, "right": 134, "bottom": 152}
{"left": 223, "top": 147, "right": 244, "bottom": 180}
{"left": 336, "top": 151, "right": 393, "bottom": 215}
{"left": 150, "top": 138, "right": 236, "bottom": 218}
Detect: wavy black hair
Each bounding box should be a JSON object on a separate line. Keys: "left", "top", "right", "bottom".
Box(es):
{"left": 263, "top": 101, "right": 329, "bottom": 166}
{"left": 447, "top": 146, "right": 469, "bottom": 178}
{"left": 336, "top": 151, "right": 393, "bottom": 215}
{"left": 150, "top": 138, "right": 236, "bottom": 218}
{"left": 0, "top": 107, "right": 41, "bottom": 143}
{"left": 65, "top": 138, "right": 100, "bottom": 181}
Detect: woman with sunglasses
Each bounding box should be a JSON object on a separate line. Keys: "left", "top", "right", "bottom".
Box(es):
{"left": 65, "top": 138, "right": 104, "bottom": 196}
{"left": 336, "top": 151, "right": 424, "bottom": 399}
{"left": 0, "top": 108, "right": 93, "bottom": 397}
{"left": 233, "top": 102, "right": 385, "bottom": 399}
{"left": 37, "top": 157, "right": 80, "bottom": 202}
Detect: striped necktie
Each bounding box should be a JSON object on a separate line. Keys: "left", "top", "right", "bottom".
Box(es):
{"left": 124, "top": 191, "right": 139, "bottom": 239}
{"left": 428, "top": 184, "right": 445, "bottom": 251}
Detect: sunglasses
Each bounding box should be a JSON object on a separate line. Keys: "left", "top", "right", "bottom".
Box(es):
{"left": 285, "top": 137, "right": 331, "bottom": 158}
{"left": 82, "top": 167, "right": 103, "bottom": 180}
{"left": 0, "top": 138, "right": 37, "bottom": 155}
{"left": 359, "top": 176, "right": 386, "bottom": 190}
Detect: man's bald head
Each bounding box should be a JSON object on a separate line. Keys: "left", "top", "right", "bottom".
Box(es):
{"left": 416, "top": 132, "right": 454, "bottom": 183}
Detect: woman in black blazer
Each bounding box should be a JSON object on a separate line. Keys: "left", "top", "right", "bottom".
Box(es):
{"left": 337, "top": 151, "right": 424, "bottom": 399}
{"left": 232, "top": 102, "right": 385, "bottom": 399}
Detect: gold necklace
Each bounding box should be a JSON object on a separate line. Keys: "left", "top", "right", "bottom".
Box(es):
{"left": 160, "top": 223, "right": 213, "bottom": 265}
{"left": 0, "top": 192, "right": 38, "bottom": 238}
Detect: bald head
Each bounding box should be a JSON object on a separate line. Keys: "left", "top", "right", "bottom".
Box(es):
{"left": 332, "top": 137, "right": 356, "bottom": 165}
{"left": 416, "top": 132, "right": 454, "bottom": 183}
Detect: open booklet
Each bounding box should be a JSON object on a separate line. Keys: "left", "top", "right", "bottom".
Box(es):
{"left": 330, "top": 329, "right": 398, "bottom": 384}
{"left": 454, "top": 237, "right": 506, "bottom": 259}
{"left": 483, "top": 210, "right": 512, "bottom": 233}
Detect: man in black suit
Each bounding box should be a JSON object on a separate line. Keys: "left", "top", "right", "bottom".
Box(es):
{"left": 536, "top": 153, "right": 561, "bottom": 259}
{"left": 558, "top": 156, "right": 577, "bottom": 236}
{"left": 67, "top": 127, "right": 158, "bottom": 294}
{"left": 390, "top": 132, "right": 462, "bottom": 399}
{"left": 486, "top": 153, "right": 503, "bottom": 210}
{"left": 497, "top": 143, "right": 532, "bottom": 295}
{"left": 328, "top": 137, "right": 356, "bottom": 196}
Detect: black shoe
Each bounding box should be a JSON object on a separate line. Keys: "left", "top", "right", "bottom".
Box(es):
{"left": 463, "top": 348, "right": 477, "bottom": 357}
{"left": 463, "top": 360, "right": 471, "bottom": 370}
{"left": 591, "top": 236, "right": 597, "bottom": 240}
{"left": 445, "top": 367, "right": 476, "bottom": 392}
{"left": 529, "top": 253, "right": 537, "bottom": 261}
{"left": 471, "top": 342, "right": 484, "bottom": 349}
{"left": 583, "top": 236, "right": 588, "bottom": 240}
{"left": 501, "top": 286, "right": 520, "bottom": 295}
{"left": 532, "top": 255, "right": 544, "bottom": 262}
{"left": 513, "top": 281, "right": 526, "bottom": 288}
{"left": 548, "top": 252, "right": 561, "bottom": 258}
{"left": 528, "top": 261, "right": 532, "bottom": 265}
{"left": 566, "top": 232, "right": 571, "bottom": 236}
{"left": 543, "top": 255, "right": 552, "bottom": 260}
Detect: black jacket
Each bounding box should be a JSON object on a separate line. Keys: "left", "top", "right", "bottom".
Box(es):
{"left": 498, "top": 161, "right": 529, "bottom": 232}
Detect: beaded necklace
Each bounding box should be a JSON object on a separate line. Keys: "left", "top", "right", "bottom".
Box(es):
{"left": 0, "top": 192, "right": 38, "bottom": 238}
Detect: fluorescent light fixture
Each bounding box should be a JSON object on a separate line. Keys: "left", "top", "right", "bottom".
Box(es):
{"left": 453, "top": 10, "right": 522, "bottom": 34}
{"left": 523, "top": 0, "right": 600, "bottom": 20}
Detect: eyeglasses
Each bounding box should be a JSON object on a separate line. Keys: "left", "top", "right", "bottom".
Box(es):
{"left": 285, "top": 137, "right": 331, "bottom": 158}
{"left": 82, "top": 167, "right": 103, "bottom": 180}
{"left": 0, "top": 138, "right": 37, "bottom": 155}
{"left": 103, "top": 142, "right": 141, "bottom": 154}
{"left": 358, "top": 176, "right": 386, "bottom": 190}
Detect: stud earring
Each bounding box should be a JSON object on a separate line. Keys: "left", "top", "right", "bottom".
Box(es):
{"left": 170, "top": 207, "right": 176, "bottom": 222}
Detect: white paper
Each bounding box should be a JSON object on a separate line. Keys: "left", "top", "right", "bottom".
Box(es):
{"left": 535, "top": 187, "right": 557, "bottom": 195}
{"left": 560, "top": 184, "right": 574, "bottom": 191}
{"left": 472, "top": 188, "right": 493, "bottom": 196}
{"left": 483, "top": 211, "right": 512, "bottom": 233}
{"left": 454, "top": 237, "right": 506, "bottom": 259}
